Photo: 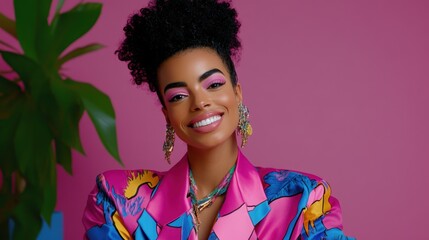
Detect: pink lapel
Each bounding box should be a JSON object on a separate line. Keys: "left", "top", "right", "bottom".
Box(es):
{"left": 213, "top": 151, "right": 270, "bottom": 239}
{"left": 146, "top": 154, "right": 192, "bottom": 227}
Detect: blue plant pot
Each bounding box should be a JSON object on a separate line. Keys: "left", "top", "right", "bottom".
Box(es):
{"left": 9, "top": 211, "right": 63, "bottom": 240}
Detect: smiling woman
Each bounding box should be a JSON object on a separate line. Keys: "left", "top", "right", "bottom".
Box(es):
{"left": 82, "top": 0, "right": 355, "bottom": 239}
{"left": 159, "top": 48, "right": 242, "bottom": 154}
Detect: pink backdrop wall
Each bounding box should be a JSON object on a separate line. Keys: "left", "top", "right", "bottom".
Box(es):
{"left": 1, "top": 0, "right": 428, "bottom": 239}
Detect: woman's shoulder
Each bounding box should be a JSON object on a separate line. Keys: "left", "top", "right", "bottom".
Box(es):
{"left": 254, "top": 166, "right": 330, "bottom": 203}
{"left": 253, "top": 167, "right": 354, "bottom": 239}
{"left": 255, "top": 166, "right": 327, "bottom": 187}
{"left": 95, "top": 168, "right": 166, "bottom": 200}
{"left": 83, "top": 169, "right": 169, "bottom": 238}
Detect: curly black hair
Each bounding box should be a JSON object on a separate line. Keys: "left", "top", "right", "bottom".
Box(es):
{"left": 116, "top": 0, "right": 241, "bottom": 104}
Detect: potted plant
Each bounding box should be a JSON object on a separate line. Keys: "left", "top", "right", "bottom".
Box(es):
{"left": 0, "top": 0, "right": 122, "bottom": 239}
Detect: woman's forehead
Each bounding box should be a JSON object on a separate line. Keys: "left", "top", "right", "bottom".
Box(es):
{"left": 157, "top": 48, "right": 229, "bottom": 87}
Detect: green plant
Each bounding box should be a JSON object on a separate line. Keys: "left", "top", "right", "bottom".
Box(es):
{"left": 0, "top": 0, "right": 122, "bottom": 239}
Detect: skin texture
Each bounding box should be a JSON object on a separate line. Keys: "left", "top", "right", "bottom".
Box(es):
{"left": 158, "top": 47, "right": 242, "bottom": 239}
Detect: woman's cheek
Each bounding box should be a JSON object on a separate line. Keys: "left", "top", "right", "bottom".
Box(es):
{"left": 217, "top": 91, "right": 236, "bottom": 107}
{"left": 169, "top": 106, "right": 189, "bottom": 125}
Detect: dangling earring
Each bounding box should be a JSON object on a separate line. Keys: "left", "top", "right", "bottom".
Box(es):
{"left": 237, "top": 102, "right": 253, "bottom": 147}
{"left": 163, "top": 124, "right": 175, "bottom": 164}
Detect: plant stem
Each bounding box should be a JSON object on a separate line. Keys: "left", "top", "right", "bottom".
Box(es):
{"left": 14, "top": 172, "right": 26, "bottom": 195}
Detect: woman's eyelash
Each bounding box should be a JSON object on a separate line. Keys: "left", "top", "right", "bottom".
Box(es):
{"left": 168, "top": 94, "right": 188, "bottom": 102}
{"left": 207, "top": 81, "right": 225, "bottom": 89}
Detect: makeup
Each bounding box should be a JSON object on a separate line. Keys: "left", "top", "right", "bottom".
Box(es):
{"left": 201, "top": 73, "right": 226, "bottom": 90}
{"left": 164, "top": 88, "right": 189, "bottom": 103}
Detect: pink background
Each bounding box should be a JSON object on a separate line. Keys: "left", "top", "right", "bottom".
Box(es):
{"left": 1, "top": 0, "right": 428, "bottom": 239}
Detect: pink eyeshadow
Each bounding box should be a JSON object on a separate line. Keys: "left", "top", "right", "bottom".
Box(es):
{"left": 202, "top": 73, "right": 226, "bottom": 89}
{"left": 164, "top": 88, "right": 189, "bottom": 102}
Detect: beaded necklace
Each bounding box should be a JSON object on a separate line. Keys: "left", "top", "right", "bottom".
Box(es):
{"left": 188, "top": 164, "right": 236, "bottom": 231}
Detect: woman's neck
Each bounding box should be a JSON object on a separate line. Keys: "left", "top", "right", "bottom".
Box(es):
{"left": 187, "top": 136, "right": 238, "bottom": 198}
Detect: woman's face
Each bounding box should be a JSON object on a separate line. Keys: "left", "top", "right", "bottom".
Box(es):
{"left": 158, "top": 47, "right": 242, "bottom": 150}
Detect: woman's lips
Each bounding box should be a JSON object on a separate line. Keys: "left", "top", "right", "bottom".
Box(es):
{"left": 188, "top": 112, "right": 223, "bottom": 127}
{"left": 192, "top": 115, "right": 222, "bottom": 128}
{"left": 188, "top": 112, "right": 224, "bottom": 133}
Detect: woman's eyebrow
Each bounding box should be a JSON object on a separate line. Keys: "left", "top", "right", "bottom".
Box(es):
{"left": 164, "top": 82, "right": 187, "bottom": 94}
{"left": 163, "top": 68, "right": 224, "bottom": 93}
{"left": 199, "top": 68, "right": 224, "bottom": 82}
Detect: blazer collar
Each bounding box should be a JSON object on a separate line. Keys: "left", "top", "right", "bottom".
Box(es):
{"left": 146, "top": 154, "right": 192, "bottom": 226}
{"left": 220, "top": 150, "right": 267, "bottom": 215}
{"left": 213, "top": 151, "right": 270, "bottom": 239}
{"left": 145, "top": 150, "right": 269, "bottom": 229}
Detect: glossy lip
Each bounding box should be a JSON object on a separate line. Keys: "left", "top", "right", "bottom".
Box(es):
{"left": 190, "top": 114, "right": 223, "bottom": 133}
{"left": 188, "top": 111, "right": 224, "bottom": 128}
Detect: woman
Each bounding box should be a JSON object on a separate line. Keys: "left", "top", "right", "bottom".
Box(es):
{"left": 83, "top": 0, "right": 354, "bottom": 239}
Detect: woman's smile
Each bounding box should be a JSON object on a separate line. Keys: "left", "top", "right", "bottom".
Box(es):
{"left": 189, "top": 112, "right": 224, "bottom": 133}
{"left": 191, "top": 115, "right": 221, "bottom": 128}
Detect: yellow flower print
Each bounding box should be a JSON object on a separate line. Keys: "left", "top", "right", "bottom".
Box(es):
{"left": 124, "top": 170, "right": 159, "bottom": 199}
{"left": 303, "top": 181, "right": 332, "bottom": 235}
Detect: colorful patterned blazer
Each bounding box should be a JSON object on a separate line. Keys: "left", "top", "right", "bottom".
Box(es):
{"left": 83, "top": 151, "right": 355, "bottom": 239}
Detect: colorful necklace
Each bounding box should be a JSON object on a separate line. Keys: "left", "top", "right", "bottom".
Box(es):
{"left": 188, "top": 164, "right": 236, "bottom": 230}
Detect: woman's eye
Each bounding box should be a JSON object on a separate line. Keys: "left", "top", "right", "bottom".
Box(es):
{"left": 208, "top": 82, "right": 225, "bottom": 89}
{"left": 169, "top": 94, "right": 187, "bottom": 102}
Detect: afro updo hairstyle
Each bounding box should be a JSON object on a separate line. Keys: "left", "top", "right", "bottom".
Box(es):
{"left": 116, "top": 0, "right": 241, "bottom": 105}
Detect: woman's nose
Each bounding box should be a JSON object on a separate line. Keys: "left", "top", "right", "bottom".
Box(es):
{"left": 191, "top": 91, "right": 211, "bottom": 111}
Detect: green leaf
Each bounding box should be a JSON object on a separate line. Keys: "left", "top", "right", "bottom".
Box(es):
{"left": 11, "top": 183, "right": 43, "bottom": 240}
{"left": 51, "top": 3, "right": 102, "bottom": 56}
{"left": 41, "top": 158, "right": 56, "bottom": 224}
{"left": 50, "top": 78, "right": 85, "bottom": 153}
{"left": 0, "top": 12, "right": 17, "bottom": 38}
{"left": 54, "top": 0, "right": 65, "bottom": 15}
{"left": 0, "top": 182, "right": 14, "bottom": 224}
{"left": 0, "top": 76, "right": 21, "bottom": 98}
{"left": 65, "top": 79, "right": 123, "bottom": 165}
{"left": 0, "top": 76, "right": 23, "bottom": 175}
{"left": 14, "top": 102, "right": 53, "bottom": 185}
{"left": 0, "top": 75, "right": 21, "bottom": 94}
{"left": 0, "top": 96, "right": 23, "bottom": 176}
{"left": 49, "top": 0, "right": 64, "bottom": 39}
{"left": 0, "top": 51, "right": 50, "bottom": 102}
{"left": 58, "top": 43, "right": 104, "bottom": 67}
{"left": 0, "top": 197, "right": 13, "bottom": 224}
{"left": 14, "top": 0, "right": 52, "bottom": 60}
{"left": 55, "top": 140, "right": 73, "bottom": 174}
{"left": 0, "top": 133, "right": 18, "bottom": 177}
{"left": 0, "top": 120, "right": 19, "bottom": 173}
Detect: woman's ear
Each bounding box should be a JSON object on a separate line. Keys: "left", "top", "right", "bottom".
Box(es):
{"left": 161, "top": 107, "right": 170, "bottom": 124}
{"left": 234, "top": 83, "right": 243, "bottom": 103}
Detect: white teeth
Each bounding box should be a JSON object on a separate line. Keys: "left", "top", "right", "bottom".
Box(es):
{"left": 193, "top": 115, "right": 221, "bottom": 128}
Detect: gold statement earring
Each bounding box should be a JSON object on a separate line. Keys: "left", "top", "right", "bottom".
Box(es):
{"left": 237, "top": 102, "right": 253, "bottom": 147}
{"left": 163, "top": 124, "right": 175, "bottom": 164}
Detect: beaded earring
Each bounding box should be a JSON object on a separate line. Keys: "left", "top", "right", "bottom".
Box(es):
{"left": 237, "top": 103, "right": 252, "bottom": 147}
{"left": 162, "top": 124, "right": 175, "bottom": 164}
